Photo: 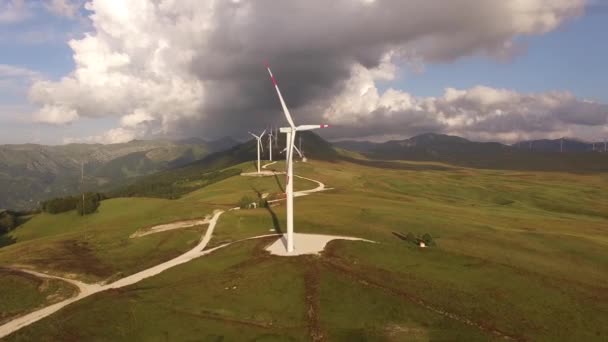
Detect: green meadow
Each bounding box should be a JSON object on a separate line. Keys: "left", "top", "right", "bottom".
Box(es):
{"left": 2, "top": 158, "right": 608, "bottom": 340}
{"left": 0, "top": 269, "right": 76, "bottom": 325}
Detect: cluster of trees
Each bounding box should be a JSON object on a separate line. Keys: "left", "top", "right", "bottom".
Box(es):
{"left": 40, "top": 193, "right": 105, "bottom": 215}
{"left": 237, "top": 195, "right": 268, "bottom": 209}
{"left": 111, "top": 168, "right": 242, "bottom": 199}
{"left": 40, "top": 196, "right": 79, "bottom": 214}
{"left": 404, "top": 232, "right": 435, "bottom": 246}
{"left": 0, "top": 210, "right": 17, "bottom": 234}
{"left": 0, "top": 209, "right": 35, "bottom": 235}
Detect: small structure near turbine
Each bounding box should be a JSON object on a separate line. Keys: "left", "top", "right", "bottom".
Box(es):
{"left": 266, "top": 64, "right": 329, "bottom": 253}
{"left": 249, "top": 130, "right": 266, "bottom": 174}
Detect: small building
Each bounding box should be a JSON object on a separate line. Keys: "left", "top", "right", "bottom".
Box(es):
{"left": 419, "top": 241, "right": 426, "bottom": 248}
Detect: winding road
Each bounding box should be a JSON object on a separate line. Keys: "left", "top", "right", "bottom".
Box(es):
{"left": 0, "top": 163, "right": 332, "bottom": 338}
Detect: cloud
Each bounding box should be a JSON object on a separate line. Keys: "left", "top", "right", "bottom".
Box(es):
{"left": 28, "top": 0, "right": 600, "bottom": 143}
{"left": 324, "top": 60, "right": 608, "bottom": 142}
{"left": 0, "top": 64, "right": 42, "bottom": 79}
{"left": 44, "top": 0, "right": 82, "bottom": 18}
{"left": 0, "top": 64, "right": 43, "bottom": 100}
{"left": 0, "top": 0, "right": 29, "bottom": 24}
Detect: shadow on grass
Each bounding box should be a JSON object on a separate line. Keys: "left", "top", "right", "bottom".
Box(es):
{"left": 391, "top": 232, "right": 408, "bottom": 241}
{"left": 251, "top": 185, "right": 285, "bottom": 249}
{"left": 272, "top": 173, "right": 285, "bottom": 193}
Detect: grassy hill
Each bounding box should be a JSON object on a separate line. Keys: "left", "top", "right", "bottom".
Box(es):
{"left": 0, "top": 138, "right": 238, "bottom": 210}
{"left": 1, "top": 151, "right": 607, "bottom": 340}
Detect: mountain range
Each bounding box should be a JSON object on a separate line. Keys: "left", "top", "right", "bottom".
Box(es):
{"left": 3, "top": 132, "right": 608, "bottom": 210}
{"left": 334, "top": 133, "right": 608, "bottom": 171}
{"left": 0, "top": 137, "right": 238, "bottom": 210}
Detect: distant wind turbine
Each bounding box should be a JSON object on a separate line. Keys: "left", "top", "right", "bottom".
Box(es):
{"left": 274, "top": 126, "right": 279, "bottom": 148}
{"left": 299, "top": 135, "right": 307, "bottom": 162}
{"left": 249, "top": 130, "right": 266, "bottom": 174}
{"left": 266, "top": 64, "right": 329, "bottom": 253}
{"left": 268, "top": 127, "right": 274, "bottom": 161}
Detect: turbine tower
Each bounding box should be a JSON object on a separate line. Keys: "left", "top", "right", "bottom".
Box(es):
{"left": 249, "top": 130, "right": 266, "bottom": 174}
{"left": 266, "top": 64, "right": 329, "bottom": 253}
{"left": 268, "top": 127, "right": 274, "bottom": 161}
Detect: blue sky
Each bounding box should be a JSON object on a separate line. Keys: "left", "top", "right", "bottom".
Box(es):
{"left": 395, "top": 12, "right": 608, "bottom": 102}
{"left": 0, "top": 1, "right": 607, "bottom": 144}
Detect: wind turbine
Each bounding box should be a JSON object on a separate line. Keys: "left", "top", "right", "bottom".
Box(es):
{"left": 280, "top": 140, "right": 304, "bottom": 160}
{"left": 249, "top": 130, "right": 266, "bottom": 174}
{"left": 275, "top": 127, "right": 280, "bottom": 148}
{"left": 299, "top": 135, "right": 307, "bottom": 162}
{"left": 266, "top": 64, "right": 329, "bottom": 253}
{"left": 268, "top": 127, "right": 274, "bottom": 161}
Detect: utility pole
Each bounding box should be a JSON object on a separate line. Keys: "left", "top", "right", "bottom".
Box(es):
{"left": 529, "top": 141, "right": 532, "bottom": 151}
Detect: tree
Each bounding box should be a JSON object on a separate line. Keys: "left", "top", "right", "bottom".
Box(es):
{"left": 76, "top": 196, "right": 100, "bottom": 215}
{"left": 422, "top": 233, "right": 433, "bottom": 245}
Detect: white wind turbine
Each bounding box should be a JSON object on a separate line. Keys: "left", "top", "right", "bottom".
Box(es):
{"left": 280, "top": 139, "right": 304, "bottom": 161}
{"left": 268, "top": 127, "right": 274, "bottom": 161}
{"left": 249, "top": 130, "right": 266, "bottom": 174}
{"left": 266, "top": 64, "right": 329, "bottom": 253}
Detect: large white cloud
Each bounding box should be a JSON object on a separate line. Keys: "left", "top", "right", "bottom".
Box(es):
{"left": 27, "top": 0, "right": 604, "bottom": 144}
{"left": 326, "top": 58, "right": 608, "bottom": 142}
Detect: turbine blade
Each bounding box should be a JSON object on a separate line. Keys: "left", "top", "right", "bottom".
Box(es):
{"left": 266, "top": 65, "right": 296, "bottom": 129}
{"left": 293, "top": 144, "right": 303, "bottom": 158}
{"left": 296, "top": 124, "right": 329, "bottom": 131}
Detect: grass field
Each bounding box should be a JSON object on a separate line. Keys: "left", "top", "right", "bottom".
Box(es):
{"left": 0, "top": 269, "right": 76, "bottom": 325}
{"left": 2, "top": 158, "right": 608, "bottom": 340}
{"left": 0, "top": 161, "right": 314, "bottom": 282}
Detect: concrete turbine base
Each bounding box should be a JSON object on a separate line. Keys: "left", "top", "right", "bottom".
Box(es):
{"left": 265, "top": 233, "right": 374, "bottom": 256}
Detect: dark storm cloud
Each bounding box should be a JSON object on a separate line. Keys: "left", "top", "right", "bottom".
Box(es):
{"left": 27, "top": 0, "right": 604, "bottom": 143}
